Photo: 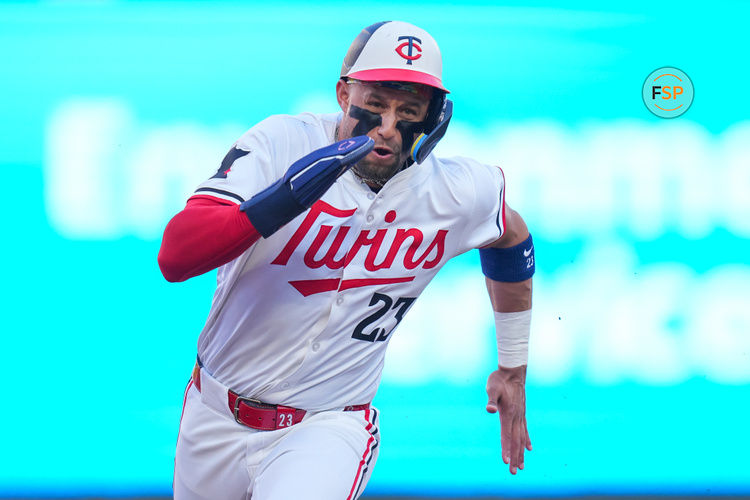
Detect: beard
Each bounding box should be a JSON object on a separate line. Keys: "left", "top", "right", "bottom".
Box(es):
{"left": 351, "top": 152, "right": 405, "bottom": 187}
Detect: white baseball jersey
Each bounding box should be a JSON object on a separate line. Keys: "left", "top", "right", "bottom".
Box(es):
{"left": 191, "top": 111, "right": 505, "bottom": 411}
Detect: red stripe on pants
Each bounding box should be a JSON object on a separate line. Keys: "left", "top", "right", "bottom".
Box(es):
{"left": 346, "top": 408, "right": 375, "bottom": 500}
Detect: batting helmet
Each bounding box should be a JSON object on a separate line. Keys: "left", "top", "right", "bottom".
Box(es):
{"left": 340, "top": 20, "right": 449, "bottom": 93}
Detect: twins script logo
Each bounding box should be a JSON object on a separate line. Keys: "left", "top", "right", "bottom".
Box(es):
{"left": 271, "top": 200, "right": 447, "bottom": 296}
{"left": 395, "top": 35, "right": 422, "bottom": 65}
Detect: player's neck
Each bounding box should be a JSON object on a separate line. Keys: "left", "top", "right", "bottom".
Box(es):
{"left": 352, "top": 169, "right": 385, "bottom": 192}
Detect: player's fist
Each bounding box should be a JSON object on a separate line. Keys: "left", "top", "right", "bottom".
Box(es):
{"left": 241, "top": 136, "right": 374, "bottom": 237}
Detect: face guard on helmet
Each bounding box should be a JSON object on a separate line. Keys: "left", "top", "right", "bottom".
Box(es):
{"left": 340, "top": 21, "right": 453, "bottom": 164}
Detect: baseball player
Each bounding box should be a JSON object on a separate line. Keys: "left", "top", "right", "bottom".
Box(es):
{"left": 159, "top": 20, "right": 534, "bottom": 499}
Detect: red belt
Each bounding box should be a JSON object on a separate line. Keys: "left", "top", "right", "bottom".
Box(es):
{"left": 192, "top": 362, "right": 369, "bottom": 431}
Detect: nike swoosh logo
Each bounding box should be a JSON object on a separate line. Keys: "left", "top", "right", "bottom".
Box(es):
{"left": 523, "top": 246, "right": 533, "bottom": 257}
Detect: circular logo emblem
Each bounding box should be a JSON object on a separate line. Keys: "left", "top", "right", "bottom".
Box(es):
{"left": 642, "top": 67, "right": 694, "bottom": 118}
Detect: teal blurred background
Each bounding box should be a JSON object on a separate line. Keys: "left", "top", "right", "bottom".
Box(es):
{"left": 1, "top": 1, "right": 749, "bottom": 497}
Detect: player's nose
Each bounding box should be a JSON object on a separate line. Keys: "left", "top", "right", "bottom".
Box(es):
{"left": 377, "top": 111, "right": 398, "bottom": 141}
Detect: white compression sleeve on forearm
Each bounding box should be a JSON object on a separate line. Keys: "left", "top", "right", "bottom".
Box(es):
{"left": 494, "top": 309, "right": 531, "bottom": 368}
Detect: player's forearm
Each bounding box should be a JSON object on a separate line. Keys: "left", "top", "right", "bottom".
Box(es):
{"left": 479, "top": 206, "right": 534, "bottom": 368}
{"left": 485, "top": 277, "right": 532, "bottom": 313}
{"left": 486, "top": 277, "right": 531, "bottom": 368}
{"left": 158, "top": 196, "right": 261, "bottom": 282}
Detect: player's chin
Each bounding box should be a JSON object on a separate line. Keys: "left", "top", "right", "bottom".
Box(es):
{"left": 362, "top": 152, "right": 402, "bottom": 173}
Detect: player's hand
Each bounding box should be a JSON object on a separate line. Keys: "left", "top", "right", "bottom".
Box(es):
{"left": 485, "top": 365, "right": 531, "bottom": 475}
{"left": 282, "top": 135, "right": 374, "bottom": 208}
{"left": 241, "top": 136, "right": 374, "bottom": 238}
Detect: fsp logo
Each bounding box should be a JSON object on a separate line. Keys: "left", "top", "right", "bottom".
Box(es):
{"left": 395, "top": 35, "right": 422, "bottom": 65}
{"left": 642, "top": 67, "right": 694, "bottom": 118}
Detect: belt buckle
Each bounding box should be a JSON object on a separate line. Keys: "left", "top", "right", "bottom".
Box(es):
{"left": 233, "top": 395, "right": 263, "bottom": 426}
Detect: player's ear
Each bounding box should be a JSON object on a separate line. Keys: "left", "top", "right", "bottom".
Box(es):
{"left": 336, "top": 79, "right": 350, "bottom": 112}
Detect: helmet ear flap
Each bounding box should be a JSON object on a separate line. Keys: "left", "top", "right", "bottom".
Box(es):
{"left": 424, "top": 92, "right": 447, "bottom": 133}
{"left": 410, "top": 94, "right": 453, "bottom": 164}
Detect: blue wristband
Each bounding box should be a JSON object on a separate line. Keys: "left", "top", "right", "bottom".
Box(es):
{"left": 479, "top": 234, "right": 535, "bottom": 282}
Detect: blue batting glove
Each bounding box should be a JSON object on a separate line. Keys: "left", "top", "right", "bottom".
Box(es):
{"left": 241, "top": 136, "right": 374, "bottom": 238}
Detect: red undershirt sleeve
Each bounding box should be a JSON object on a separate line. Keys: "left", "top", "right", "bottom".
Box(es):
{"left": 158, "top": 195, "right": 261, "bottom": 282}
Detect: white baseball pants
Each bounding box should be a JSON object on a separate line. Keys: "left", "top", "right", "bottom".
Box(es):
{"left": 173, "top": 369, "right": 380, "bottom": 499}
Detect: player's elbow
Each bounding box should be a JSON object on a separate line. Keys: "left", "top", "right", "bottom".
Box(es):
{"left": 158, "top": 249, "right": 189, "bottom": 283}
{"left": 158, "top": 227, "right": 193, "bottom": 282}
{"left": 502, "top": 206, "right": 529, "bottom": 245}
{"left": 158, "top": 214, "right": 197, "bottom": 282}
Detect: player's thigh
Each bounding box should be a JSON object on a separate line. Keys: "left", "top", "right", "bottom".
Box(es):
{"left": 253, "top": 409, "right": 380, "bottom": 500}
{"left": 174, "top": 384, "right": 252, "bottom": 500}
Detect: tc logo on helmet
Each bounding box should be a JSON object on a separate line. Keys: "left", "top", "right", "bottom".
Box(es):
{"left": 395, "top": 35, "right": 422, "bottom": 65}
